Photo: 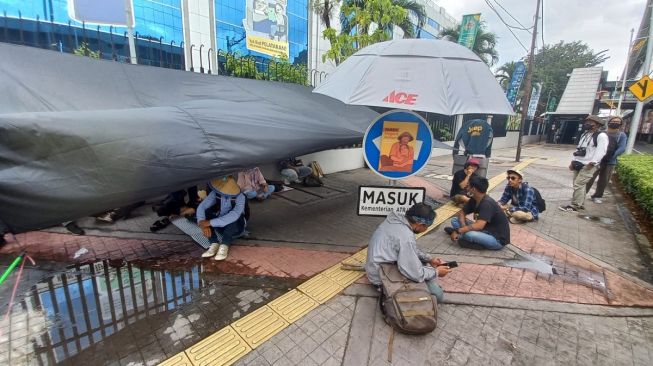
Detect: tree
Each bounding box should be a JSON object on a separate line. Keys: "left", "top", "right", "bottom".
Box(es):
{"left": 532, "top": 41, "right": 609, "bottom": 114}
{"left": 74, "top": 42, "right": 100, "bottom": 59}
{"left": 495, "top": 61, "right": 517, "bottom": 91}
{"left": 323, "top": 0, "right": 414, "bottom": 65}
{"left": 340, "top": 0, "right": 426, "bottom": 38}
{"left": 311, "top": 0, "right": 338, "bottom": 29}
{"left": 439, "top": 22, "right": 499, "bottom": 66}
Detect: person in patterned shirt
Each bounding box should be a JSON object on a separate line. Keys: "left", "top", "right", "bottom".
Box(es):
{"left": 498, "top": 169, "right": 539, "bottom": 224}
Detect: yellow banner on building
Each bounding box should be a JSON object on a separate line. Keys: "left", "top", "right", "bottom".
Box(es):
{"left": 246, "top": 35, "right": 289, "bottom": 59}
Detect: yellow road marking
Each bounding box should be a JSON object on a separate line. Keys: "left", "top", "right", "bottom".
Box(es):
{"left": 160, "top": 158, "right": 537, "bottom": 366}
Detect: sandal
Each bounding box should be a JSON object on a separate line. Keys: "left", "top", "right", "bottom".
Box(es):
{"left": 150, "top": 217, "right": 170, "bottom": 232}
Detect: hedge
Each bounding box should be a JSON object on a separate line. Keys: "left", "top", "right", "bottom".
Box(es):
{"left": 616, "top": 154, "right": 653, "bottom": 218}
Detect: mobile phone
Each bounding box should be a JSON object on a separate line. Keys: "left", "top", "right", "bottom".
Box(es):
{"left": 444, "top": 261, "right": 458, "bottom": 268}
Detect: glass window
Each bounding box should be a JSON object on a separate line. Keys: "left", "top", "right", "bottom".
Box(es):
{"left": 427, "top": 17, "right": 439, "bottom": 29}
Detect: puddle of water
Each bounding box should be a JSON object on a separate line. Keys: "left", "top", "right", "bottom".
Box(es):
{"left": 501, "top": 252, "right": 609, "bottom": 296}
{"left": 578, "top": 215, "right": 615, "bottom": 225}
{"left": 0, "top": 259, "right": 301, "bottom": 365}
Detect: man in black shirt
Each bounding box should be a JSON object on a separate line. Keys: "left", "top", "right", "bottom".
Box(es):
{"left": 450, "top": 158, "right": 480, "bottom": 205}
{"left": 443, "top": 176, "right": 510, "bottom": 250}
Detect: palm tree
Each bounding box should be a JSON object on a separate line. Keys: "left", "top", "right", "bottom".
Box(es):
{"left": 340, "top": 0, "right": 427, "bottom": 39}
{"left": 495, "top": 61, "right": 517, "bottom": 91}
{"left": 311, "top": 0, "right": 338, "bottom": 29}
{"left": 439, "top": 22, "right": 499, "bottom": 66}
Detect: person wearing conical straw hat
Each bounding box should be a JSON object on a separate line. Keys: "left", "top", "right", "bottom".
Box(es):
{"left": 197, "top": 175, "right": 246, "bottom": 260}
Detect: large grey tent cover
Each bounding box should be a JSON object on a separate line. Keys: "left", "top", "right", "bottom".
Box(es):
{"left": 0, "top": 43, "right": 377, "bottom": 233}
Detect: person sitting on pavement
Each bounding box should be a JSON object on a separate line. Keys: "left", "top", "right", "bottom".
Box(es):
{"left": 365, "top": 203, "right": 452, "bottom": 303}
{"left": 237, "top": 167, "right": 275, "bottom": 201}
{"left": 198, "top": 176, "right": 246, "bottom": 261}
{"left": 450, "top": 158, "right": 481, "bottom": 205}
{"left": 497, "top": 169, "right": 539, "bottom": 224}
{"left": 444, "top": 176, "right": 510, "bottom": 250}
{"left": 559, "top": 115, "right": 608, "bottom": 213}
{"left": 585, "top": 116, "right": 628, "bottom": 204}
{"left": 150, "top": 187, "right": 200, "bottom": 232}
{"left": 278, "top": 158, "right": 312, "bottom": 185}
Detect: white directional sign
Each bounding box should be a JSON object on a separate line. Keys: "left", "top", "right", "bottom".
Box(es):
{"left": 357, "top": 186, "right": 426, "bottom": 217}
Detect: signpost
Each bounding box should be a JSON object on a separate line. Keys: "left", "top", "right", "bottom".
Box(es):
{"left": 628, "top": 75, "right": 653, "bottom": 102}
{"left": 363, "top": 110, "right": 434, "bottom": 180}
{"left": 357, "top": 186, "right": 425, "bottom": 216}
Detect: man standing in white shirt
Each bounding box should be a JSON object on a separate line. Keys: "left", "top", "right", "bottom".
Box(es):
{"left": 559, "top": 115, "right": 608, "bottom": 213}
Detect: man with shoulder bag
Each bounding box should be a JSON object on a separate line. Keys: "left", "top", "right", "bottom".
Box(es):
{"left": 559, "top": 115, "right": 608, "bottom": 212}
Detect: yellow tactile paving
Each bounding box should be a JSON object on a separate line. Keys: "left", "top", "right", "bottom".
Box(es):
{"left": 185, "top": 326, "right": 251, "bottom": 366}
{"left": 268, "top": 289, "right": 319, "bottom": 323}
{"left": 297, "top": 274, "right": 343, "bottom": 303}
{"left": 160, "top": 159, "right": 539, "bottom": 366}
{"left": 321, "top": 264, "right": 365, "bottom": 287}
{"left": 159, "top": 352, "right": 193, "bottom": 366}
{"left": 232, "top": 305, "right": 289, "bottom": 349}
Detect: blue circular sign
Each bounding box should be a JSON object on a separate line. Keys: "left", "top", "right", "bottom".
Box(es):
{"left": 363, "top": 110, "right": 433, "bottom": 180}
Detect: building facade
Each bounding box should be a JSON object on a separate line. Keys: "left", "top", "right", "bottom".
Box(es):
{"left": 1, "top": 0, "right": 455, "bottom": 83}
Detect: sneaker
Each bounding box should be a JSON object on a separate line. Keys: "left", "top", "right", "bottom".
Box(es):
{"left": 64, "top": 222, "right": 85, "bottom": 235}
{"left": 202, "top": 243, "right": 219, "bottom": 258}
{"left": 592, "top": 197, "right": 603, "bottom": 204}
{"left": 214, "top": 244, "right": 229, "bottom": 261}
{"left": 444, "top": 227, "right": 455, "bottom": 235}
{"left": 509, "top": 217, "right": 521, "bottom": 224}
{"left": 558, "top": 205, "right": 579, "bottom": 213}
{"left": 96, "top": 212, "right": 116, "bottom": 223}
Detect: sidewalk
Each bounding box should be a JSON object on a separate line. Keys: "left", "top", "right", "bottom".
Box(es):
{"left": 1, "top": 143, "right": 653, "bottom": 366}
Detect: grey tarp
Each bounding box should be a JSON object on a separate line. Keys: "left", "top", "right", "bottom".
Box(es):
{"left": 0, "top": 43, "right": 378, "bottom": 233}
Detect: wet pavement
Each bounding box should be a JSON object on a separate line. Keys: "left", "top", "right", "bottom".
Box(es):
{"left": 0, "top": 260, "right": 301, "bottom": 365}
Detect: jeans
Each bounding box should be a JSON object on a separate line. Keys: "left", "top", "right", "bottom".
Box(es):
{"left": 280, "top": 166, "right": 313, "bottom": 183}
{"left": 451, "top": 217, "right": 503, "bottom": 250}
{"left": 426, "top": 279, "right": 444, "bottom": 303}
{"left": 205, "top": 210, "right": 245, "bottom": 246}
{"left": 572, "top": 165, "right": 597, "bottom": 207}
{"left": 243, "top": 185, "right": 276, "bottom": 200}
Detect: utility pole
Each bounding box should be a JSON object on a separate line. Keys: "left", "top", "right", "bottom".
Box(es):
{"left": 625, "top": 2, "right": 653, "bottom": 154}
{"left": 616, "top": 28, "right": 635, "bottom": 116}
{"left": 515, "top": 0, "right": 541, "bottom": 162}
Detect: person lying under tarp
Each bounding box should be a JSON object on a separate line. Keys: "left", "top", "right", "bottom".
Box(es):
{"left": 198, "top": 176, "right": 249, "bottom": 261}
{"left": 150, "top": 187, "right": 200, "bottom": 232}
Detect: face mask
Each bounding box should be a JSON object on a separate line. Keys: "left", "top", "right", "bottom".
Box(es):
{"left": 608, "top": 122, "right": 621, "bottom": 129}
{"left": 583, "top": 123, "right": 593, "bottom": 130}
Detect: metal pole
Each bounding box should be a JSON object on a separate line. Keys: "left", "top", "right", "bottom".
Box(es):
{"left": 625, "top": 2, "right": 653, "bottom": 154}
{"left": 515, "top": 0, "right": 541, "bottom": 162}
{"left": 617, "top": 28, "right": 635, "bottom": 115}
{"left": 125, "top": 0, "right": 137, "bottom": 64}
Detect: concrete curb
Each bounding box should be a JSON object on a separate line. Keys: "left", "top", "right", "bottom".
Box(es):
{"left": 342, "top": 284, "right": 653, "bottom": 317}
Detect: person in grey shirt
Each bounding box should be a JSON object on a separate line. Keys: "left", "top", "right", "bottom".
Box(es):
{"left": 365, "top": 203, "right": 452, "bottom": 302}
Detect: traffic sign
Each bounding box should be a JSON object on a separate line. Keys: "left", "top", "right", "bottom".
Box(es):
{"left": 629, "top": 75, "right": 653, "bottom": 102}
{"left": 363, "top": 110, "right": 433, "bottom": 180}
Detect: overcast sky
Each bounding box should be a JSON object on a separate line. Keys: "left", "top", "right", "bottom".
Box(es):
{"left": 436, "top": 0, "right": 646, "bottom": 79}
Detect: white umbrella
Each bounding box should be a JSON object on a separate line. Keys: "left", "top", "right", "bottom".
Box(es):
{"left": 313, "top": 39, "right": 514, "bottom": 115}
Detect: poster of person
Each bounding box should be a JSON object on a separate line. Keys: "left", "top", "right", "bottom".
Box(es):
{"left": 378, "top": 121, "right": 419, "bottom": 173}
{"left": 243, "top": 0, "right": 289, "bottom": 59}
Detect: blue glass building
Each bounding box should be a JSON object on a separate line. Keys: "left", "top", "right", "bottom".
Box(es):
{"left": 0, "top": 0, "right": 185, "bottom": 67}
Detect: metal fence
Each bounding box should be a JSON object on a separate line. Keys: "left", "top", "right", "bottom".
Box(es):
{"left": 0, "top": 11, "right": 322, "bottom": 86}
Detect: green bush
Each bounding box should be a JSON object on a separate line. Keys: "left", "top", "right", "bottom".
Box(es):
{"left": 616, "top": 154, "right": 653, "bottom": 217}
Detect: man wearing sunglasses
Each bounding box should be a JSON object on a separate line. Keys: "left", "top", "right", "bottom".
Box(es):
{"left": 498, "top": 170, "right": 539, "bottom": 223}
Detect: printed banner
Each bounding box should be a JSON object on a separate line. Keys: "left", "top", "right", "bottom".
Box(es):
{"left": 527, "top": 83, "right": 542, "bottom": 118}
{"left": 506, "top": 61, "right": 526, "bottom": 107}
{"left": 243, "top": 0, "right": 289, "bottom": 58}
{"left": 377, "top": 121, "right": 419, "bottom": 173}
{"left": 458, "top": 13, "right": 481, "bottom": 50}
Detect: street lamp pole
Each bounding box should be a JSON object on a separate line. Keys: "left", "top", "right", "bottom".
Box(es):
{"left": 625, "top": 2, "right": 653, "bottom": 154}
{"left": 515, "top": 0, "right": 541, "bottom": 162}
{"left": 616, "top": 28, "right": 635, "bottom": 116}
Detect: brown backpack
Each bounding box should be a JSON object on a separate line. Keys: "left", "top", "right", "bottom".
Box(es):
{"left": 378, "top": 263, "right": 437, "bottom": 335}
